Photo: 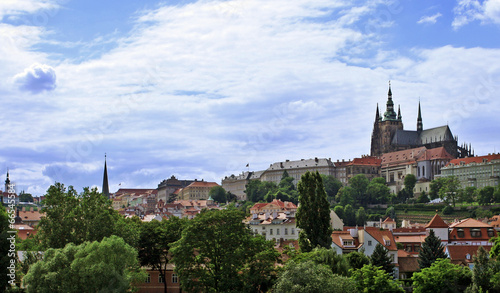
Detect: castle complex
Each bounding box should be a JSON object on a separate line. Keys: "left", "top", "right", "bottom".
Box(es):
{"left": 370, "top": 82, "right": 473, "bottom": 159}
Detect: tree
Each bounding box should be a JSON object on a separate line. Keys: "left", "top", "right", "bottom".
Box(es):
{"left": 296, "top": 171, "right": 332, "bottom": 252}
{"left": 343, "top": 204, "right": 356, "bottom": 226}
{"left": 37, "top": 183, "right": 119, "bottom": 249}
{"left": 273, "top": 260, "right": 356, "bottom": 293}
{"left": 439, "top": 176, "right": 461, "bottom": 207}
{"left": 333, "top": 206, "right": 345, "bottom": 223}
{"left": 366, "top": 180, "right": 391, "bottom": 204}
{"left": 19, "top": 191, "right": 34, "bottom": 202}
{"left": 349, "top": 174, "right": 369, "bottom": 206}
{"left": 350, "top": 264, "right": 404, "bottom": 293}
{"left": 403, "top": 174, "right": 417, "bottom": 198}
{"left": 412, "top": 258, "right": 471, "bottom": 293}
{"left": 321, "top": 174, "right": 343, "bottom": 203}
{"left": 345, "top": 250, "right": 370, "bottom": 271}
{"left": 356, "top": 207, "right": 367, "bottom": 226}
{"left": 23, "top": 235, "right": 145, "bottom": 293}
{"left": 430, "top": 177, "right": 447, "bottom": 200}
{"left": 478, "top": 186, "right": 495, "bottom": 205}
{"left": 371, "top": 243, "right": 395, "bottom": 275}
{"left": 245, "top": 180, "right": 277, "bottom": 202}
{"left": 138, "top": 217, "right": 186, "bottom": 293}
{"left": 467, "top": 246, "right": 494, "bottom": 292}
{"left": 292, "top": 247, "right": 350, "bottom": 277}
{"left": 114, "top": 215, "right": 143, "bottom": 249}
{"left": 459, "top": 186, "right": 476, "bottom": 204}
{"left": 417, "top": 191, "right": 430, "bottom": 203}
{"left": 209, "top": 185, "right": 227, "bottom": 203}
{"left": 418, "top": 229, "right": 447, "bottom": 269}
{"left": 337, "top": 186, "right": 355, "bottom": 207}
{"left": 171, "top": 209, "right": 279, "bottom": 293}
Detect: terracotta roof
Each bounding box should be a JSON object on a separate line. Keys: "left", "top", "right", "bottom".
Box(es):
{"left": 19, "top": 210, "right": 43, "bottom": 222}
{"left": 383, "top": 217, "right": 396, "bottom": 223}
{"left": 445, "top": 153, "right": 500, "bottom": 167}
{"left": 334, "top": 160, "right": 352, "bottom": 167}
{"left": 394, "top": 235, "right": 427, "bottom": 243}
{"left": 425, "top": 214, "right": 449, "bottom": 229}
{"left": 417, "top": 147, "right": 455, "bottom": 162}
{"left": 331, "top": 231, "right": 361, "bottom": 250}
{"left": 381, "top": 147, "right": 427, "bottom": 166}
{"left": 346, "top": 156, "right": 382, "bottom": 166}
{"left": 364, "top": 227, "right": 398, "bottom": 251}
{"left": 398, "top": 253, "right": 420, "bottom": 273}
{"left": 449, "top": 218, "right": 493, "bottom": 228}
{"left": 447, "top": 245, "right": 491, "bottom": 264}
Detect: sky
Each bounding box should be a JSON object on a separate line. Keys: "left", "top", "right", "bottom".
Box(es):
{"left": 1, "top": 0, "right": 500, "bottom": 196}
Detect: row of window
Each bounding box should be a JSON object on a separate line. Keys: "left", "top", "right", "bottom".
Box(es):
{"left": 255, "top": 227, "right": 295, "bottom": 235}
{"left": 145, "top": 273, "right": 178, "bottom": 284}
{"left": 456, "top": 228, "right": 495, "bottom": 238}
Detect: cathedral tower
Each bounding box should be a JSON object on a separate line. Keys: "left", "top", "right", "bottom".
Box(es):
{"left": 102, "top": 154, "right": 110, "bottom": 199}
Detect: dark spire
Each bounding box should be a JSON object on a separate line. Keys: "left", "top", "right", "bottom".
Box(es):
{"left": 397, "top": 105, "right": 402, "bottom": 121}
{"left": 5, "top": 170, "right": 10, "bottom": 194}
{"left": 375, "top": 103, "right": 380, "bottom": 122}
{"left": 383, "top": 81, "right": 397, "bottom": 121}
{"left": 417, "top": 100, "right": 423, "bottom": 132}
{"left": 102, "top": 154, "right": 110, "bottom": 199}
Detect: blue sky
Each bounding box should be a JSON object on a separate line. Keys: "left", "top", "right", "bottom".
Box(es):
{"left": 1, "top": 0, "right": 500, "bottom": 196}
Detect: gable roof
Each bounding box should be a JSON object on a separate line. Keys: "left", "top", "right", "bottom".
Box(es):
{"left": 449, "top": 218, "right": 493, "bottom": 228}
{"left": 364, "top": 227, "right": 398, "bottom": 251}
{"left": 447, "top": 245, "right": 491, "bottom": 264}
{"left": 391, "top": 126, "right": 454, "bottom": 146}
{"left": 187, "top": 181, "right": 219, "bottom": 188}
{"left": 417, "top": 147, "right": 455, "bottom": 162}
{"left": 425, "top": 214, "right": 449, "bottom": 229}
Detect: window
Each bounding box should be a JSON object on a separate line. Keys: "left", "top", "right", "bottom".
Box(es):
{"left": 145, "top": 274, "right": 151, "bottom": 283}
{"left": 159, "top": 273, "right": 164, "bottom": 283}
{"left": 284, "top": 228, "right": 288, "bottom": 235}
{"left": 368, "top": 240, "right": 372, "bottom": 246}
{"left": 291, "top": 228, "right": 295, "bottom": 235}
{"left": 488, "top": 229, "right": 495, "bottom": 237}
{"left": 471, "top": 229, "right": 482, "bottom": 237}
{"left": 277, "top": 229, "right": 280, "bottom": 235}
{"left": 414, "top": 245, "right": 421, "bottom": 252}
{"left": 270, "top": 229, "right": 273, "bottom": 235}
{"left": 172, "top": 274, "right": 178, "bottom": 284}
{"left": 457, "top": 229, "right": 465, "bottom": 238}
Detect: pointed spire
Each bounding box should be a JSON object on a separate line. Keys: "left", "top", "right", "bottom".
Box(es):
{"left": 388, "top": 80, "right": 392, "bottom": 96}
{"left": 102, "top": 154, "right": 110, "bottom": 199}
{"left": 397, "top": 105, "right": 402, "bottom": 121}
{"left": 383, "top": 81, "right": 397, "bottom": 121}
{"left": 417, "top": 100, "right": 423, "bottom": 132}
{"left": 375, "top": 103, "right": 380, "bottom": 122}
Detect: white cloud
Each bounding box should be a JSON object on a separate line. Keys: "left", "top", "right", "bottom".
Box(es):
{"left": 453, "top": 0, "right": 500, "bottom": 28}
{"left": 417, "top": 12, "right": 442, "bottom": 25}
{"left": 0, "top": 0, "right": 59, "bottom": 21}
{"left": 14, "top": 63, "right": 57, "bottom": 93}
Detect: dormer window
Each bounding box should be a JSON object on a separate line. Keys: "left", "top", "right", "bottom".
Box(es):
{"left": 384, "top": 239, "right": 391, "bottom": 246}
{"left": 457, "top": 229, "right": 465, "bottom": 238}
{"left": 488, "top": 229, "right": 495, "bottom": 237}
{"left": 470, "top": 228, "right": 482, "bottom": 237}
{"left": 466, "top": 253, "right": 471, "bottom": 260}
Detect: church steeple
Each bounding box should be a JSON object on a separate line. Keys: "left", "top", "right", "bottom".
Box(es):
{"left": 384, "top": 81, "right": 398, "bottom": 121}
{"left": 375, "top": 103, "right": 380, "bottom": 122}
{"left": 397, "top": 105, "right": 402, "bottom": 121}
{"left": 102, "top": 154, "right": 110, "bottom": 199}
{"left": 417, "top": 101, "right": 423, "bottom": 132}
{"left": 5, "top": 170, "right": 10, "bottom": 194}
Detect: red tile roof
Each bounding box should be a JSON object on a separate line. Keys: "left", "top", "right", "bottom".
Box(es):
{"left": 449, "top": 218, "right": 493, "bottom": 228}
{"left": 347, "top": 156, "right": 382, "bottom": 166}
{"left": 417, "top": 147, "right": 455, "bottom": 162}
{"left": 447, "top": 245, "right": 491, "bottom": 264}
{"left": 364, "top": 227, "right": 398, "bottom": 251}
{"left": 445, "top": 153, "right": 500, "bottom": 167}
{"left": 381, "top": 147, "right": 427, "bottom": 166}
{"left": 425, "top": 214, "right": 449, "bottom": 229}
{"left": 331, "top": 231, "right": 362, "bottom": 250}
{"left": 187, "top": 181, "right": 219, "bottom": 188}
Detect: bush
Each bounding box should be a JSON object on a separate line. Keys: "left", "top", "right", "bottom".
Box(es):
{"left": 442, "top": 205, "right": 453, "bottom": 215}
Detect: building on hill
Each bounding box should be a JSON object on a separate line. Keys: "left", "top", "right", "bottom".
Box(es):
{"left": 370, "top": 82, "right": 472, "bottom": 159}
{"left": 221, "top": 171, "right": 255, "bottom": 201}
{"left": 448, "top": 218, "right": 497, "bottom": 246}
{"left": 345, "top": 156, "right": 382, "bottom": 182}
{"left": 425, "top": 214, "right": 449, "bottom": 243}
{"left": 381, "top": 146, "right": 454, "bottom": 195}
{"left": 440, "top": 153, "right": 500, "bottom": 188}
{"left": 177, "top": 180, "right": 219, "bottom": 200}
{"left": 249, "top": 199, "right": 297, "bottom": 214}
{"left": 333, "top": 159, "right": 351, "bottom": 185}
{"left": 157, "top": 176, "right": 196, "bottom": 202}
{"left": 259, "top": 157, "right": 335, "bottom": 185}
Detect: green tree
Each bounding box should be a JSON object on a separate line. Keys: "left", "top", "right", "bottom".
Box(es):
{"left": 274, "top": 260, "right": 357, "bottom": 293}
{"left": 19, "top": 191, "right": 34, "bottom": 202}
{"left": 366, "top": 180, "right": 391, "bottom": 204}
{"left": 114, "top": 215, "right": 143, "bottom": 249}
{"left": 417, "top": 191, "right": 430, "bottom": 203}
{"left": 439, "top": 176, "right": 461, "bottom": 207}
{"left": 245, "top": 180, "right": 278, "bottom": 202}
{"left": 478, "top": 186, "right": 495, "bottom": 205}
{"left": 209, "top": 185, "right": 228, "bottom": 203}
{"left": 292, "top": 247, "right": 350, "bottom": 277}
{"left": 343, "top": 204, "right": 356, "bottom": 226}
{"left": 429, "top": 177, "right": 447, "bottom": 200}
{"left": 37, "top": 183, "right": 119, "bottom": 249}
{"left": 23, "top": 235, "right": 145, "bottom": 293}
{"left": 467, "top": 246, "right": 494, "bottom": 292}
{"left": 356, "top": 207, "right": 367, "bottom": 226}
{"left": 418, "top": 229, "right": 447, "bottom": 269}
{"left": 349, "top": 174, "right": 369, "bottom": 206}
{"left": 171, "top": 209, "right": 279, "bottom": 293}
{"left": 333, "top": 206, "right": 345, "bottom": 223}
{"left": 412, "top": 258, "right": 471, "bottom": 293}
{"left": 459, "top": 186, "right": 477, "bottom": 203}
{"left": 138, "top": 217, "right": 186, "bottom": 293}
{"left": 350, "top": 264, "right": 404, "bottom": 293}
{"left": 403, "top": 174, "right": 417, "bottom": 198}
{"left": 371, "top": 243, "right": 395, "bottom": 276}
{"left": 296, "top": 171, "right": 332, "bottom": 252}
{"left": 337, "top": 186, "right": 355, "bottom": 207}
{"left": 321, "top": 174, "right": 343, "bottom": 203}
{"left": 345, "top": 250, "right": 370, "bottom": 271}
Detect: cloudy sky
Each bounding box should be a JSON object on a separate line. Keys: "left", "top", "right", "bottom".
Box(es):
{"left": 1, "top": 0, "right": 500, "bottom": 196}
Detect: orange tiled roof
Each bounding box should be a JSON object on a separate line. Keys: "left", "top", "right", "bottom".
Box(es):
{"left": 187, "top": 181, "right": 219, "bottom": 188}
{"left": 445, "top": 153, "right": 500, "bottom": 167}
{"left": 447, "top": 245, "right": 491, "bottom": 263}
{"left": 383, "top": 217, "right": 396, "bottom": 223}
{"left": 417, "top": 147, "right": 455, "bottom": 162}
{"left": 381, "top": 147, "right": 427, "bottom": 166}
{"left": 18, "top": 210, "right": 44, "bottom": 222}
{"left": 347, "top": 156, "right": 382, "bottom": 166}
{"left": 364, "top": 227, "right": 398, "bottom": 251}
{"left": 331, "top": 231, "right": 361, "bottom": 250}
{"left": 449, "top": 218, "right": 493, "bottom": 228}
{"left": 425, "top": 214, "right": 449, "bottom": 229}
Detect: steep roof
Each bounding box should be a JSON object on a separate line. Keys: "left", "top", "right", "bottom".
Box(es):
{"left": 425, "top": 214, "right": 449, "bottom": 229}
{"left": 364, "top": 227, "right": 398, "bottom": 251}
{"left": 391, "top": 126, "right": 454, "bottom": 146}
{"left": 447, "top": 245, "right": 491, "bottom": 265}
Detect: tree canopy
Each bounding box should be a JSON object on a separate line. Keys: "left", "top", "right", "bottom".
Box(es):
{"left": 296, "top": 171, "right": 332, "bottom": 252}
{"left": 23, "top": 235, "right": 145, "bottom": 293}
{"left": 350, "top": 264, "right": 404, "bottom": 293}
{"left": 171, "top": 208, "right": 279, "bottom": 293}
{"left": 412, "top": 258, "right": 471, "bottom": 293}
{"left": 209, "top": 185, "right": 228, "bottom": 203}
{"left": 371, "top": 243, "right": 395, "bottom": 276}
{"left": 418, "top": 229, "right": 447, "bottom": 269}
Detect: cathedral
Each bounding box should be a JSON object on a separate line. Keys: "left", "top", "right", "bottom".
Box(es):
{"left": 370, "top": 83, "right": 472, "bottom": 159}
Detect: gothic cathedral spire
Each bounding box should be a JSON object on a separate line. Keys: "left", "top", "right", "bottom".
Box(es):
{"left": 417, "top": 101, "right": 423, "bottom": 132}
{"left": 397, "top": 105, "right": 402, "bottom": 121}
{"left": 102, "top": 154, "right": 110, "bottom": 199}
{"left": 375, "top": 103, "right": 380, "bottom": 122}
{"left": 384, "top": 81, "right": 397, "bottom": 121}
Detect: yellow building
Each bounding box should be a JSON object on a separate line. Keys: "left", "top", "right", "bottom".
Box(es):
{"left": 178, "top": 180, "right": 220, "bottom": 200}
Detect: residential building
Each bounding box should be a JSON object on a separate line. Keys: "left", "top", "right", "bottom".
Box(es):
{"left": 446, "top": 246, "right": 492, "bottom": 268}
{"left": 448, "top": 218, "right": 497, "bottom": 246}
{"left": 247, "top": 200, "right": 299, "bottom": 242}
{"left": 425, "top": 213, "right": 449, "bottom": 243}
{"left": 136, "top": 264, "right": 181, "bottom": 293}
{"left": 249, "top": 199, "right": 297, "bottom": 215}
{"left": 157, "top": 176, "right": 196, "bottom": 202}
{"left": 177, "top": 180, "right": 219, "bottom": 200}
{"left": 440, "top": 153, "right": 500, "bottom": 188}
